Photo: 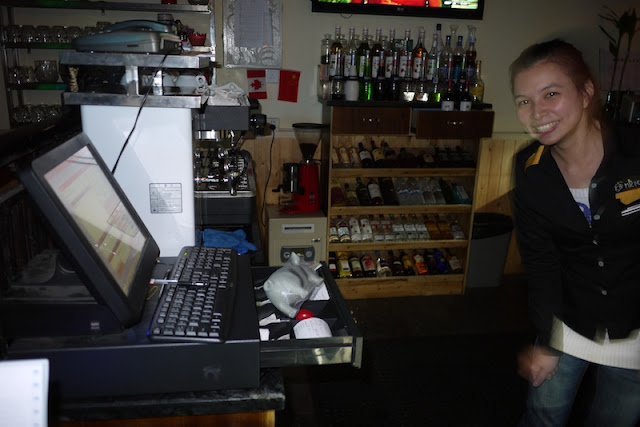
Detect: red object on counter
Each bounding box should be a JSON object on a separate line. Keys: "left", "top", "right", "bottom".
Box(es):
{"left": 296, "top": 309, "right": 314, "bottom": 320}
{"left": 161, "top": 0, "right": 177, "bottom": 4}
{"left": 188, "top": 33, "right": 206, "bottom": 46}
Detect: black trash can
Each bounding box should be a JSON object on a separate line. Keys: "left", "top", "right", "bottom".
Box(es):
{"left": 466, "top": 213, "right": 514, "bottom": 288}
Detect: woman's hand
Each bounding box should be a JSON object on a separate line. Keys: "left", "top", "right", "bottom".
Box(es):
{"left": 518, "top": 344, "right": 560, "bottom": 387}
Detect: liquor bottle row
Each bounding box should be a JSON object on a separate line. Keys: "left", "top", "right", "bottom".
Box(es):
{"left": 330, "top": 214, "right": 465, "bottom": 244}
{"left": 328, "top": 249, "right": 464, "bottom": 279}
{"left": 319, "top": 23, "right": 485, "bottom": 105}
{"left": 331, "top": 140, "right": 475, "bottom": 169}
{"left": 331, "top": 176, "right": 471, "bottom": 207}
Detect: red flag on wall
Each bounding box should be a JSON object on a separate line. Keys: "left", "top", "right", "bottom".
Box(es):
{"left": 247, "top": 69, "right": 267, "bottom": 99}
{"left": 278, "top": 70, "right": 301, "bottom": 103}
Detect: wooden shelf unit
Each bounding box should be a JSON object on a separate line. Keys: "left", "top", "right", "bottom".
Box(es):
{"left": 322, "top": 102, "right": 494, "bottom": 299}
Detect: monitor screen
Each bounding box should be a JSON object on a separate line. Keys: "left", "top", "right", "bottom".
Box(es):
{"left": 17, "top": 132, "right": 160, "bottom": 328}
{"left": 311, "top": 0, "right": 484, "bottom": 20}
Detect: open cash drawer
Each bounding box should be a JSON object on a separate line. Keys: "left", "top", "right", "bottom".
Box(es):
{"left": 252, "top": 265, "right": 363, "bottom": 369}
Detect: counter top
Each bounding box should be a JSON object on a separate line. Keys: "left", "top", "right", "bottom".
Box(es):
{"left": 52, "top": 368, "right": 285, "bottom": 422}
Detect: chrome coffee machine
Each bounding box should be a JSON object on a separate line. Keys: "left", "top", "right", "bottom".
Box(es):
{"left": 192, "top": 100, "right": 267, "bottom": 227}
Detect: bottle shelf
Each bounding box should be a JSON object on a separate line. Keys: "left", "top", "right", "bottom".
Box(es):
{"left": 335, "top": 274, "right": 465, "bottom": 299}
{"left": 328, "top": 239, "right": 468, "bottom": 252}
{"left": 0, "top": 1, "right": 210, "bottom": 13}
{"left": 329, "top": 204, "right": 472, "bottom": 216}
{"left": 2, "top": 42, "right": 73, "bottom": 50}
{"left": 330, "top": 167, "right": 476, "bottom": 179}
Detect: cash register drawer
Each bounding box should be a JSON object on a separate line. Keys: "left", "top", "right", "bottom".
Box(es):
{"left": 252, "top": 265, "right": 363, "bottom": 369}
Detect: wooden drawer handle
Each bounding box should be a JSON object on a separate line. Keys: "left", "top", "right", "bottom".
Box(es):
{"left": 447, "top": 120, "right": 465, "bottom": 126}
{"left": 361, "top": 117, "right": 382, "bottom": 124}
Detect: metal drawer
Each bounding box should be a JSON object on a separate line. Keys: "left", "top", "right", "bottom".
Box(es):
{"left": 252, "top": 265, "right": 363, "bottom": 369}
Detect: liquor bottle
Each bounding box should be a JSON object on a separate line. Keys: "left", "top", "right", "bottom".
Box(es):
{"left": 343, "top": 182, "right": 359, "bottom": 206}
{"left": 435, "top": 23, "right": 445, "bottom": 55}
{"left": 379, "top": 176, "right": 399, "bottom": 205}
{"left": 406, "top": 177, "right": 425, "bottom": 205}
{"left": 370, "top": 140, "right": 387, "bottom": 167}
{"left": 435, "top": 214, "right": 453, "bottom": 239}
{"left": 412, "top": 213, "right": 430, "bottom": 240}
{"left": 375, "top": 250, "right": 393, "bottom": 277}
{"left": 427, "top": 177, "right": 447, "bottom": 204}
{"left": 439, "top": 35, "right": 453, "bottom": 84}
{"left": 459, "top": 80, "right": 473, "bottom": 111}
{"left": 343, "top": 27, "right": 359, "bottom": 78}
{"left": 331, "top": 146, "right": 340, "bottom": 167}
{"left": 411, "top": 249, "right": 429, "bottom": 275}
{"left": 439, "top": 178, "right": 456, "bottom": 204}
{"left": 452, "top": 35, "right": 465, "bottom": 83}
{"left": 357, "top": 27, "right": 373, "bottom": 101}
{"left": 370, "top": 28, "right": 384, "bottom": 80}
{"left": 330, "top": 178, "right": 346, "bottom": 206}
{"left": 359, "top": 215, "right": 374, "bottom": 242}
{"left": 329, "top": 26, "right": 344, "bottom": 79}
{"left": 389, "top": 214, "right": 406, "bottom": 241}
{"left": 367, "top": 178, "right": 384, "bottom": 205}
{"left": 397, "top": 147, "right": 417, "bottom": 168}
{"left": 319, "top": 33, "right": 332, "bottom": 97}
{"left": 358, "top": 141, "right": 374, "bottom": 168}
{"left": 349, "top": 253, "right": 364, "bottom": 278}
{"left": 452, "top": 182, "right": 472, "bottom": 204}
{"left": 464, "top": 32, "right": 477, "bottom": 80}
{"left": 470, "top": 60, "right": 485, "bottom": 104}
{"left": 384, "top": 28, "right": 397, "bottom": 79}
{"left": 348, "top": 146, "right": 361, "bottom": 168}
{"left": 328, "top": 251, "right": 338, "bottom": 278}
{"left": 434, "top": 145, "right": 450, "bottom": 166}
{"left": 329, "top": 218, "right": 340, "bottom": 243}
{"left": 355, "top": 177, "right": 372, "bottom": 206}
{"left": 445, "top": 248, "right": 464, "bottom": 274}
{"left": 411, "top": 27, "right": 426, "bottom": 82}
{"left": 337, "top": 251, "right": 352, "bottom": 278}
{"left": 381, "top": 141, "right": 399, "bottom": 168}
{"left": 419, "top": 147, "right": 436, "bottom": 168}
{"left": 424, "top": 214, "right": 443, "bottom": 240}
{"left": 320, "top": 33, "right": 332, "bottom": 66}
{"left": 424, "top": 249, "right": 439, "bottom": 273}
{"left": 456, "top": 145, "right": 476, "bottom": 167}
{"left": 360, "top": 252, "right": 377, "bottom": 277}
{"left": 399, "top": 251, "right": 416, "bottom": 276}
{"left": 418, "top": 176, "right": 437, "bottom": 205}
{"left": 425, "top": 33, "right": 439, "bottom": 82}
{"left": 441, "top": 79, "right": 455, "bottom": 111}
{"left": 445, "top": 145, "right": 462, "bottom": 167}
{"left": 397, "top": 29, "right": 411, "bottom": 80}
{"left": 394, "top": 177, "right": 410, "bottom": 205}
{"left": 432, "top": 248, "right": 450, "bottom": 274}
{"left": 401, "top": 214, "right": 418, "bottom": 240}
{"left": 369, "top": 214, "right": 385, "bottom": 242}
{"left": 337, "top": 146, "right": 351, "bottom": 168}
{"left": 379, "top": 214, "right": 395, "bottom": 241}
{"left": 388, "top": 250, "right": 406, "bottom": 276}
{"left": 337, "top": 216, "right": 351, "bottom": 243}
{"left": 348, "top": 216, "right": 362, "bottom": 242}
{"left": 450, "top": 215, "right": 466, "bottom": 240}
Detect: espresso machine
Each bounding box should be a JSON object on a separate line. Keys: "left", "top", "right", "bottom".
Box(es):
{"left": 275, "top": 123, "right": 326, "bottom": 214}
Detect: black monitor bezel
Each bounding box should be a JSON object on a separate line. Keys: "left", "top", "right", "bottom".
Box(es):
{"left": 310, "top": 0, "right": 485, "bottom": 20}
{"left": 16, "top": 132, "right": 160, "bottom": 329}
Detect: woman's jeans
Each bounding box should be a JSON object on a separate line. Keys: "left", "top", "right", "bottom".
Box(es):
{"left": 519, "top": 352, "right": 640, "bottom": 426}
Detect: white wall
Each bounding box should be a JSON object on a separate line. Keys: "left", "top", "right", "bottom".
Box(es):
{"left": 2, "top": 0, "right": 638, "bottom": 132}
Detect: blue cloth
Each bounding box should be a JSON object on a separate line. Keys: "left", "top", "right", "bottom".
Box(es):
{"left": 202, "top": 228, "right": 256, "bottom": 255}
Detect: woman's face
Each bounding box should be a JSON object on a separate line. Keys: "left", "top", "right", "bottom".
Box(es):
{"left": 512, "top": 60, "right": 593, "bottom": 147}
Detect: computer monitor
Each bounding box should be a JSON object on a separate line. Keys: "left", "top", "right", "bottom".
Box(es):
{"left": 16, "top": 132, "right": 160, "bottom": 328}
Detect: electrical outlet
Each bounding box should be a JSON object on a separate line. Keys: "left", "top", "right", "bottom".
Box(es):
{"left": 266, "top": 117, "right": 279, "bottom": 129}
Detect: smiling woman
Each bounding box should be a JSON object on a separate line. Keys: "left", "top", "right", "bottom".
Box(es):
{"left": 509, "top": 39, "right": 640, "bottom": 426}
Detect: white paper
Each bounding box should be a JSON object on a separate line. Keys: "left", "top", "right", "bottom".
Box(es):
{"left": 0, "top": 359, "right": 49, "bottom": 427}
{"left": 293, "top": 317, "right": 332, "bottom": 339}
{"left": 234, "top": 0, "right": 265, "bottom": 48}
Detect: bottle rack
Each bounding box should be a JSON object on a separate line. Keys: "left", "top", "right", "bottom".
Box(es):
{"left": 322, "top": 101, "right": 494, "bottom": 299}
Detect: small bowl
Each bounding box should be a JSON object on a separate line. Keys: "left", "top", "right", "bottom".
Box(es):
{"left": 188, "top": 33, "right": 206, "bottom": 46}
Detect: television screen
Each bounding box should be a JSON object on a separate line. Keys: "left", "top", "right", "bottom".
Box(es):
{"left": 311, "top": 0, "right": 484, "bottom": 20}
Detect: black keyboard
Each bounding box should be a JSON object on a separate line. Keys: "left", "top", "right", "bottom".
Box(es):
{"left": 148, "top": 246, "right": 237, "bottom": 343}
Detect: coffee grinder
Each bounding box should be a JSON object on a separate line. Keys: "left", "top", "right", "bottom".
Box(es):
{"left": 275, "top": 123, "right": 326, "bottom": 214}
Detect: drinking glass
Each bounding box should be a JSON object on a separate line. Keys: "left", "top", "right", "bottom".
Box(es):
{"left": 35, "top": 60, "right": 59, "bottom": 83}
{"left": 66, "top": 26, "right": 82, "bottom": 41}
{"left": 6, "top": 25, "right": 22, "bottom": 43}
{"left": 21, "top": 25, "right": 37, "bottom": 43}
{"left": 52, "top": 26, "right": 68, "bottom": 43}
{"left": 36, "top": 25, "right": 52, "bottom": 43}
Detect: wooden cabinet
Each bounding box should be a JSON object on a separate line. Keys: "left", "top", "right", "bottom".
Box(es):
{"left": 322, "top": 102, "right": 494, "bottom": 299}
